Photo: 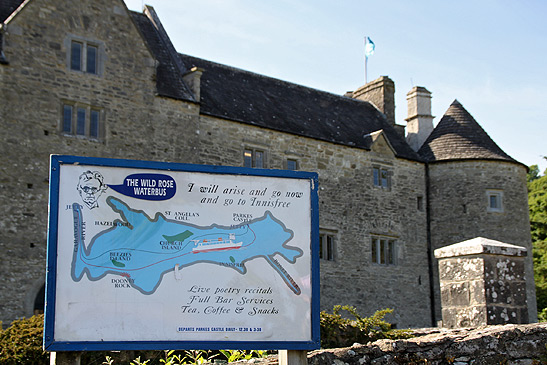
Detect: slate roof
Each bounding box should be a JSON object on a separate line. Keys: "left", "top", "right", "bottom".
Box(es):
{"left": 2, "top": 3, "right": 516, "bottom": 166}
{"left": 179, "top": 54, "right": 420, "bottom": 161}
{"left": 418, "top": 100, "right": 517, "bottom": 163}
{"left": 0, "top": 0, "right": 24, "bottom": 22}
{"left": 130, "top": 11, "right": 195, "bottom": 102}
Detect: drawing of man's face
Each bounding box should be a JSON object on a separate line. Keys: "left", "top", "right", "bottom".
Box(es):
{"left": 77, "top": 171, "right": 107, "bottom": 209}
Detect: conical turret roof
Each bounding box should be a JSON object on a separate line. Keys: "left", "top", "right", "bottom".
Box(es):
{"left": 418, "top": 100, "right": 517, "bottom": 163}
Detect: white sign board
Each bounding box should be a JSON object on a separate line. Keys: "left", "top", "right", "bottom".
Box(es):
{"left": 44, "top": 155, "right": 319, "bottom": 351}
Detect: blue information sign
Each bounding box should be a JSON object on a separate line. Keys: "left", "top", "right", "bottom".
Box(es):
{"left": 44, "top": 155, "right": 319, "bottom": 351}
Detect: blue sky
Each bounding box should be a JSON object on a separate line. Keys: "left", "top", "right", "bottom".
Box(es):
{"left": 125, "top": 0, "right": 547, "bottom": 172}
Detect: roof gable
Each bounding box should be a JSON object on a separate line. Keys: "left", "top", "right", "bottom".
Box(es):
{"left": 0, "top": 0, "right": 24, "bottom": 22}
{"left": 368, "top": 130, "right": 396, "bottom": 157}
{"left": 131, "top": 7, "right": 195, "bottom": 102}
{"left": 418, "top": 100, "right": 516, "bottom": 163}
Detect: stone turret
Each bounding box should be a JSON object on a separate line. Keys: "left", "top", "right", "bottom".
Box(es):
{"left": 405, "top": 86, "right": 434, "bottom": 151}
{"left": 420, "top": 100, "right": 537, "bottom": 324}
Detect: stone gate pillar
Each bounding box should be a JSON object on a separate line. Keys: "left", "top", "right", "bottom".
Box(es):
{"left": 434, "top": 237, "right": 528, "bottom": 328}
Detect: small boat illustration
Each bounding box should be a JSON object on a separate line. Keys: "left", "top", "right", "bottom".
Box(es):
{"left": 191, "top": 233, "right": 242, "bottom": 253}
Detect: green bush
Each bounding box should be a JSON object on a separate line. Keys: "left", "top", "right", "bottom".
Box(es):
{"left": 0, "top": 314, "right": 48, "bottom": 364}
{"left": 320, "top": 306, "right": 412, "bottom": 348}
{"left": 0, "top": 308, "right": 409, "bottom": 363}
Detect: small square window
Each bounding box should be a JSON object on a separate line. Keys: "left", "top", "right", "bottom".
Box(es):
{"left": 68, "top": 38, "right": 101, "bottom": 75}
{"left": 373, "top": 166, "right": 391, "bottom": 189}
{"left": 243, "top": 148, "right": 266, "bottom": 168}
{"left": 371, "top": 237, "right": 397, "bottom": 265}
{"left": 319, "top": 232, "right": 336, "bottom": 261}
{"left": 286, "top": 159, "right": 298, "bottom": 170}
{"left": 487, "top": 190, "right": 503, "bottom": 212}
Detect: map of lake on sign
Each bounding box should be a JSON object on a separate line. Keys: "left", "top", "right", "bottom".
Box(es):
{"left": 71, "top": 197, "right": 303, "bottom": 295}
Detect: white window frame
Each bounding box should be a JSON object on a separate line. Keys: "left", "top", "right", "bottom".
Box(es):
{"left": 371, "top": 236, "right": 398, "bottom": 266}
{"left": 319, "top": 230, "right": 336, "bottom": 261}
{"left": 486, "top": 190, "right": 503, "bottom": 212}
{"left": 372, "top": 166, "right": 391, "bottom": 190}
{"left": 244, "top": 148, "right": 267, "bottom": 168}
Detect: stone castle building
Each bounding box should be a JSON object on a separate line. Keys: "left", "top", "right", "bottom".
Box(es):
{"left": 0, "top": 0, "right": 536, "bottom": 328}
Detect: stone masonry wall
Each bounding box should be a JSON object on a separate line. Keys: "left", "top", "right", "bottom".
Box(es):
{"left": 0, "top": 0, "right": 199, "bottom": 325}
{"left": 304, "top": 323, "right": 547, "bottom": 365}
{"left": 427, "top": 160, "right": 536, "bottom": 324}
{"left": 196, "top": 115, "right": 431, "bottom": 328}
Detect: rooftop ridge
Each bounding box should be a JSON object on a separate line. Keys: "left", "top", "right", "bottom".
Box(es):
{"left": 179, "top": 53, "right": 367, "bottom": 104}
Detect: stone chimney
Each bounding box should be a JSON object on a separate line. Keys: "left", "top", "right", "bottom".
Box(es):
{"left": 352, "top": 76, "right": 395, "bottom": 125}
{"left": 405, "top": 86, "right": 434, "bottom": 151}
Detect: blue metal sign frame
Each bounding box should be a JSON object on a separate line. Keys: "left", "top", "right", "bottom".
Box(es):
{"left": 44, "top": 155, "right": 320, "bottom": 351}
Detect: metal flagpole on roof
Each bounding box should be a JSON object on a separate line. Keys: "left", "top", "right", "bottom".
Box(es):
{"left": 365, "top": 37, "right": 368, "bottom": 84}
{"left": 365, "top": 37, "right": 375, "bottom": 84}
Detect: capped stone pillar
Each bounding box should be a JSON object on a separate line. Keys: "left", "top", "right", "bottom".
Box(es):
{"left": 434, "top": 237, "right": 528, "bottom": 328}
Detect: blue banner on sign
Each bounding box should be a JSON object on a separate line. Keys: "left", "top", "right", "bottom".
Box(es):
{"left": 108, "top": 173, "right": 176, "bottom": 201}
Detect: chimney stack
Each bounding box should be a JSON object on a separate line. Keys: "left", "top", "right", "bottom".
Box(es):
{"left": 352, "top": 76, "right": 396, "bottom": 125}
{"left": 405, "top": 86, "right": 434, "bottom": 151}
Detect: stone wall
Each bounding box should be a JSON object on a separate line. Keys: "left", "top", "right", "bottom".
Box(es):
{"left": 0, "top": 0, "right": 198, "bottom": 324}
{"left": 198, "top": 114, "right": 431, "bottom": 328}
{"left": 427, "top": 160, "right": 536, "bottom": 323}
{"left": 305, "top": 323, "right": 547, "bottom": 365}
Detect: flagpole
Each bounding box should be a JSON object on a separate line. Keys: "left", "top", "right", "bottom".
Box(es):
{"left": 364, "top": 36, "right": 368, "bottom": 84}
{"left": 364, "top": 36, "right": 375, "bottom": 85}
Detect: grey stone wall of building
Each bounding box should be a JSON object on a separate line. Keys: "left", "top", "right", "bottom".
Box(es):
{"left": 197, "top": 114, "right": 431, "bottom": 328}
{"left": 0, "top": 0, "right": 199, "bottom": 325}
{"left": 0, "top": 0, "right": 536, "bottom": 331}
{"left": 427, "top": 160, "right": 536, "bottom": 324}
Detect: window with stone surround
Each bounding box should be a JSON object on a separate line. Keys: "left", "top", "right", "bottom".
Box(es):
{"left": 371, "top": 236, "right": 397, "bottom": 265}
{"left": 319, "top": 230, "right": 336, "bottom": 261}
{"left": 67, "top": 37, "right": 104, "bottom": 75}
{"left": 286, "top": 158, "right": 298, "bottom": 170}
{"left": 486, "top": 190, "right": 503, "bottom": 212}
{"left": 62, "top": 102, "right": 103, "bottom": 140}
{"left": 372, "top": 166, "right": 391, "bottom": 189}
{"left": 244, "top": 148, "right": 266, "bottom": 168}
